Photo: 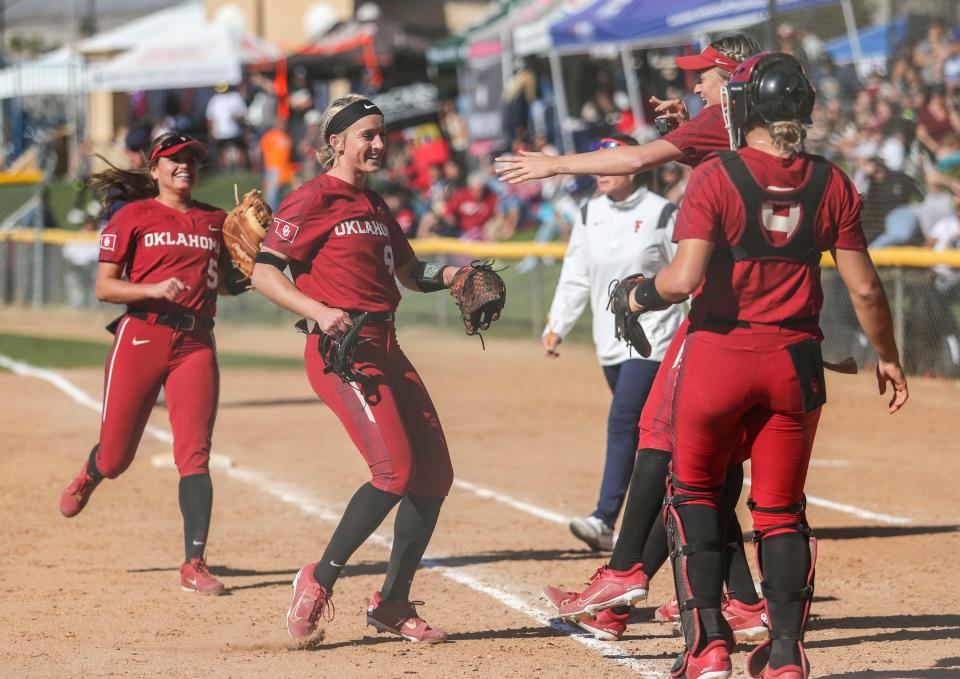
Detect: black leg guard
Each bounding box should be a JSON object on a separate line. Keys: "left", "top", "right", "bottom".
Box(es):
{"left": 664, "top": 475, "right": 733, "bottom": 678}
{"left": 746, "top": 500, "right": 816, "bottom": 679}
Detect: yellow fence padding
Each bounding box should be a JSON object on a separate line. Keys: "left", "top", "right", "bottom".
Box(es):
{"left": 2, "top": 230, "right": 959, "bottom": 267}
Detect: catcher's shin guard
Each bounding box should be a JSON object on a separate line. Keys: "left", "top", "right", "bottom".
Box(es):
{"left": 747, "top": 500, "right": 817, "bottom": 679}
{"left": 663, "top": 475, "right": 732, "bottom": 678}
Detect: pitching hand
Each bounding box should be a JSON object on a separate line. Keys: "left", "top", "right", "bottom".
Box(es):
{"left": 315, "top": 306, "right": 353, "bottom": 339}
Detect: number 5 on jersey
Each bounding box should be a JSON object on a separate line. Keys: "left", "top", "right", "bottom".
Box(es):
{"left": 206, "top": 258, "right": 218, "bottom": 289}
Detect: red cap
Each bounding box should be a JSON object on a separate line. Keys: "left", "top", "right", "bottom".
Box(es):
{"left": 675, "top": 45, "right": 740, "bottom": 73}
{"left": 149, "top": 134, "right": 208, "bottom": 162}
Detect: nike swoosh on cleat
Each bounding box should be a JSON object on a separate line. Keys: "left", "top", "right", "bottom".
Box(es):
{"left": 575, "top": 589, "right": 609, "bottom": 606}
{"left": 363, "top": 103, "right": 376, "bottom": 109}
{"left": 403, "top": 619, "right": 419, "bottom": 630}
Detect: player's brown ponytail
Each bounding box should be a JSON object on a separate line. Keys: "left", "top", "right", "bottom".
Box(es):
{"left": 90, "top": 156, "right": 157, "bottom": 219}
{"left": 316, "top": 93, "right": 370, "bottom": 170}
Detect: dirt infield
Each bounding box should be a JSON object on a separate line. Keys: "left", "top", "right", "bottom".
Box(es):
{"left": 1, "top": 308, "right": 958, "bottom": 678}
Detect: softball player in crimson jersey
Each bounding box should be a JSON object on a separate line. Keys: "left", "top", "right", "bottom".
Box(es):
{"left": 252, "top": 94, "right": 485, "bottom": 644}
{"left": 59, "top": 133, "right": 249, "bottom": 596}
{"left": 630, "top": 53, "right": 908, "bottom": 679}
{"left": 520, "top": 35, "right": 769, "bottom": 640}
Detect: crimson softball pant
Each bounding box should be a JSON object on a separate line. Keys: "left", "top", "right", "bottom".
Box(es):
{"left": 304, "top": 322, "right": 453, "bottom": 498}
{"left": 95, "top": 315, "right": 218, "bottom": 479}
{"left": 638, "top": 319, "right": 688, "bottom": 452}
{"left": 670, "top": 329, "right": 821, "bottom": 535}
{"left": 640, "top": 318, "right": 751, "bottom": 464}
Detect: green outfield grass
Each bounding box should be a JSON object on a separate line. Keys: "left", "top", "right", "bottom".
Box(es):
{"left": 0, "top": 333, "right": 303, "bottom": 370}
{"left": 214, "top": 260, "right": 596, "bottom": 346}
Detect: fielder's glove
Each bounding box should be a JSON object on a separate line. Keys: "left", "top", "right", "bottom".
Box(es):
{"left": 222, "top": 188, "right": 272, "bottom": 278}
{"left": 449, "top": 260, "right": 507, "bottom": 339}
{"left": 607, "top": 274, "right": 653, "bottom": 358}
{"left": 296, "top": 315, "right": 373, "bottom": 387}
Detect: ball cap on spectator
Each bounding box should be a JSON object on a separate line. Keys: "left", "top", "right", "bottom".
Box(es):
{"left": 675, "top": 45, "right": 740, "bottom": 73}
{"left": 149, "top": 133, "right": 208, "bottom": 162}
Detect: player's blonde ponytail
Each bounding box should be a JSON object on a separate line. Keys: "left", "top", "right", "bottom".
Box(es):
{"left": 711, "top": 33, "right": 762, "bottom": 65}
{"left": 317, "top": 93, "right": 370, "bottom": 170}
{"left": 708, "top": 33, "right": 762, "bottom": 82}
{"left": 767, "top": 121, "right": 806, "bottom": 154}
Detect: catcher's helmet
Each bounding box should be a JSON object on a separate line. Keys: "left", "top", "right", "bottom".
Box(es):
{"left": 724, "top": 52, "right": 815, "bottom": 129}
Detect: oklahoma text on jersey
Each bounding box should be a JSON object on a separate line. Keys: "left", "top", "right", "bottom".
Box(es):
{"left": 142, "top": 232, "right": 221, "bottom": 252}
{"left": 333, "top": 219, "right": 390, "bottom": 238}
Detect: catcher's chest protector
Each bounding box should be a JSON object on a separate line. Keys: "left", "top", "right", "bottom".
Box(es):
{"left": 717, "top": 152, "right": 830, "bottom": 266}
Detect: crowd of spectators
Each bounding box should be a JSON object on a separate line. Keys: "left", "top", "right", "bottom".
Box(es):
{"left": 48, "top": 15, "right": 960, "bottom": 374}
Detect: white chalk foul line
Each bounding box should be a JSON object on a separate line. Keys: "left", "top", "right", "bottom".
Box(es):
{"left": 457, "top": 469, "right": 912, "bottom": 528}
{"left": 4, "top": 355, "right": 663, "bottom": 677}
{"left": 741, "top": 478, "right": 912, "bottom": 526}
{"left": 453, "top": 479, "right": 568, "bottom": 525}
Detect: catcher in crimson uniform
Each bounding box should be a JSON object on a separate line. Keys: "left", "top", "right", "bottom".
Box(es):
{"left": 251, "top": 94, "right": 504, "bottom": 644}
{"left": 505, "top": 34, "right": 770, "bottom": 639}
{"left": 58, "top": 133, "right": 251, "bottom": 596}
{"left": 623, "top": 53, "right": 908, "bottom": 678}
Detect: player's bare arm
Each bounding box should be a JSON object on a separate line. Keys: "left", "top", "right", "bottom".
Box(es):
{"left": 833, "top": 247, "right": 909, "bottom": 412}
{"left": 94, "top": 261, "right": 189, "bottom": 304}
{"left": 252, "top": 246, "right": 353, "bottom": 336}
{"left": 495, "top": 140, "right": 682, "bottom": 184}
{"left": 628, "top": 238, "right": 712, "bottom": 312}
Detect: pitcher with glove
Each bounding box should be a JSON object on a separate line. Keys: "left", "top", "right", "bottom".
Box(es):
{"left": 250, "top": 94, "right": 507, "bottom": 646}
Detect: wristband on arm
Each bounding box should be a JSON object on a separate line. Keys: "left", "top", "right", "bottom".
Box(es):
{"left": 412, "top": 261, "right": 450, "bottom": 293}
{"left": 632, "top": 275, "right": 672, "bottom": 311}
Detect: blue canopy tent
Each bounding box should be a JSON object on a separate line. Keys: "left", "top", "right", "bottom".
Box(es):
{"left": 548, "top": 0, "right": 840, "bottom": 51}
{"left": 825, "top": 16, "right": 908, "bottom": 64}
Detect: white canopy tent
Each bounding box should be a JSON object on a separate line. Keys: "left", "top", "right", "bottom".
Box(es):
{"left": 0, "top": 1, "right": 279, "bottom": 97}
{"left": 85, "top": 2, "right": 278, "bottom": 92}
{"left": 86, "top": 21, "right": 278, "bottom": 91}
{"left": 78, "top": 2, "right": 209, "bottom": 55}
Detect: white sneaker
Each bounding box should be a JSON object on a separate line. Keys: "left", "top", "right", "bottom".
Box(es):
{"left": 569, "top": 515, "right": 614, "bottom": 551}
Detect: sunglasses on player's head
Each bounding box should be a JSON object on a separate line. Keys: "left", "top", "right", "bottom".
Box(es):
{"left": 590, "top": 137, "right": 627, "bottom": 151}
{"left": 150, "top": 133, "right": 205, "bottom": 161}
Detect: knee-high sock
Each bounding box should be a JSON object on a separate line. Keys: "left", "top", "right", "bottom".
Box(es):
{"left": 313, "top": 483, "right": 402, "bottom": 590}
{"left": 179, "top": 473, "right": 213, "bottom": 562}
{"left": 761, "top": 532, "right": 810, "bottom": 669}
{"left": 608, "top": 449, "right": 671, "bottom": 572}
{"left": 381, "top": 495, "right": 445, "bottom": 602}
{"left": 718, "top": 463, "right": 760, "bottom": 605}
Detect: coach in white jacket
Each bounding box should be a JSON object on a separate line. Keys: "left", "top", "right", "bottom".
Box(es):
{"left": 543, "top": 134, "right": 684, "bottom": 551}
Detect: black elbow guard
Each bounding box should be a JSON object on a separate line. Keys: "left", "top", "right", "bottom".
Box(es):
{"left": 255, "top": 251, "right": 288, "bottom": 273}
{"left": 412, "top": 261, "right": 449, "bottom": 293}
